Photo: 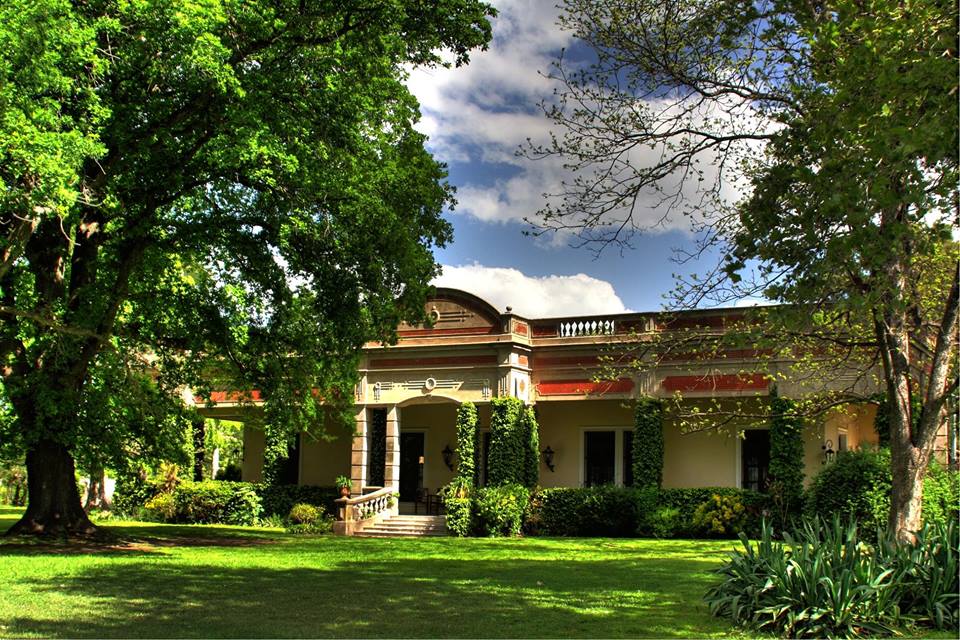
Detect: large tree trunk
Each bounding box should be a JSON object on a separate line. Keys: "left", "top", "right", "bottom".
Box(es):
{"left": 6, "top": 439, "right": 96, "bottom": 536}
{"left": 888, "top": 437, "right": 930, "bottom": 538}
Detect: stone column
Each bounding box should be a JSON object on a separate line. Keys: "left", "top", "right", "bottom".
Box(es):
{"left": 385, "top": 405, "right": 401, "bottom": 490}
{"left": 351, "top": 407, "right": 368, "bottom": 494}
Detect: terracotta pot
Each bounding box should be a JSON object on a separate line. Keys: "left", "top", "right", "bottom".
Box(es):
{"left": 339, "top": 486, "right": 350, "bottom": 498}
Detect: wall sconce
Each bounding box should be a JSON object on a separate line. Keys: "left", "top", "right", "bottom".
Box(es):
{"left": 822, "top": 439, "right": 835, "bottom": 464}
{"left": 542, "top": 446, "right": 555, "bottom": 472}
{"left": 441, "top": 444, "right": 455, "bottom": 471}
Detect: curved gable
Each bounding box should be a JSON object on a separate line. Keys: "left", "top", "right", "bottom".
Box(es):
{"left": 398, "top": 288, "right": 502, "bottom": 337}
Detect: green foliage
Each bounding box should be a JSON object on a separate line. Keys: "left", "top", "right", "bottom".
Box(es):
{"left": 142, "top": 493, "right": 176, "bottom": 522}
{"left": 660, "top": 487, "right": 768, "bottom": 538}
{"left": 522, "top": 407, "right": 540, "bottom": 489}
{"left": 215, "top": 463, "right": 242, "bottom": 481}
{"left": 111, "top": 469, "right": 159, "bottom": 518}
{"left": 768, "top": 392, "right": 805, "bottom": 512}
{"left": 806, "top": 449, "right": 892, "bottom": 533}
{"left": 705, "top": 517, "right": 960, "bottom": 637}
{"left": 471, "top": 484, "right": 529, "bottom": 537}
{"left": 487, "top": 397, "right": 526, "bottom": 487}
{"left": 922, "top": 461, "right": 960, "bottom": 528}
{"left": 171, "top": 481, "right": 263, "bottom": 526}
{"left": 692, "top": 494, "right": 747, "bottom": 538}
{"left": 632, "top": 397, "right": 664, "bottom": 489}
{"left": 454, "top": 402, "right": 478, "bottom": 485}
{"left": 443, "top": 497, "right": 472, "bottom": 537}
{"left": 0, "top": 464, "right": 26, "bottom": 506}
{"left": 255, "top": 484, "right": 338, "bottom": 519}
{"left": 0, "top": 0, "right": 496, "bottom": 528}
{"left": 288, "top": 503, "right": 320, "bottom": 525}
{"left": 648, "top": 506, "right": 683, "bottom": 539}
{"left": 334, "top": 476, "right": 351, "bottom": 491}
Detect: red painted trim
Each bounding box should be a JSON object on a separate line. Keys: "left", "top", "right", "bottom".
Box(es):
{"left": 536, "top": 378, "right": 634, "bottom": 396}
{"left": 660, "top": 348, "right": 774, "bottom": 362}
{"left": 531, "top": 325, "right": 558, "bottom": 337}
{"left": 369, "top": 355, "right": 498, "bottom": 369}
{"left": 662, "top": 373, "right": 768, "bottom": 392}
{"left": 514, "top": 322, "right": 529, "bottom": 336}
{"left": 397, "top": 326, "right": 497, "bottom": 337}
{"left": 197, "top": 390, "right": 263, "bottom": 404}
{"left": 534, "top": 355, "right": 601, "bottom": 367}
{"left": 517, "top": 355, "right": 529, "bottom": 367}
{"left": 663, "top": 314, "right": 745, "bottom": 330}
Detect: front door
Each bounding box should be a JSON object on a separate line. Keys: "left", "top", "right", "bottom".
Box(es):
{"left": 399, "top": 432, "right": 425, "bottom": 501}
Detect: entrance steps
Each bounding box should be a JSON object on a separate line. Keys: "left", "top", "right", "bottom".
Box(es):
{"left": 354, "top": 515, "right": 448, "bottom": 538}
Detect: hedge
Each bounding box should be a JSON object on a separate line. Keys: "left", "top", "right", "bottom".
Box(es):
{"left": 171, "top": 481, "right": 263, "bottom": 525}
{"left": 487, "top": 397, "right": 526, "bottom": 486}
{"left": 522, "top": 407, "right": 540, "bottom": 489}
{"left": 632, "top": 397, "right": 663, "bottom": 489}
{"left": 455, "top": 402, "right": 478, "bottom": 485}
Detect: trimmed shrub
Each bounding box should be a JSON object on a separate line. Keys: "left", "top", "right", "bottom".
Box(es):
{"left": 173, "top": 481, "right": 263, "bottom": 525}
{"left": 455, "top": 402, "right": 478, "bottom": 485}
{"left": 528, "top": 486, "right": 639, "bottom": 537}
{"left": 706, "top": 517, "right": 959, "bottom": 637}
{"left": 255, "top": 483, "right": 338, "bottom": 518}
{"left": 660, "top": 487, "right": 768, "bottom": 537}
{"left": 113, "top": 472, "right": 160, "bottom": 517}
{"left": 692, "top": 494, "right": 747, "bottom": 537}
{"left": 288, "top": 502, "right": 320, "bottom": 525}
{"left": 805, "top": 448, "right": 891, "bottom": 532}
{"left": 472, "top": 484, "right": 529, "bottom": 536}
{"left": 632, "top": 397, "right": 663, "bottom": 489}
{"left": 487, "top": 397, "right": 526, "bottom": 486}
{"left": 215, "top": 463, "right": 242, "bottom": 481}
{"left": 648, "top": 506, "right": 682, "bottom": 538}
{"left": 441, "top": 477, "right": 473, "bottom": 536}
{"left": 143, "top": 492, "right": 176, "bottom": 522}
{"left": 768, "top": 391, "right": 805, "bottom": 512}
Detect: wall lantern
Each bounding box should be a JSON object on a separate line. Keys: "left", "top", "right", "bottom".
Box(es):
{"left": 442, "top": 444, "right": 455, "bottom": 471}
{"left": 542, "top": 446, "right": 555, "bottom": 472}
{"left": 822, "top": 439, "right": 835, "bottom": 464}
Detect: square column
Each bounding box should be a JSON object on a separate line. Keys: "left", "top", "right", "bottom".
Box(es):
{"left": 385, "top": 405, "right": 401, "bottom": 490}
{"left": 351, "top": 407, "right": 368, "bottom": 494}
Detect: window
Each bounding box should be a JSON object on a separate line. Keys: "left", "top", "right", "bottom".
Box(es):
{"left": 584, "top": 431, "right": 616, "bottom": 486}
{"left": 837, "top": 431, "right": 848, "bottom": 452}
{"left": 741, "top": 430, "right": 770, "bottom": 492}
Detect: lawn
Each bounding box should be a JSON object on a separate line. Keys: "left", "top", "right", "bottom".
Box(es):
{"left": 0, "top": 506, "right": 745, "bottom": 638}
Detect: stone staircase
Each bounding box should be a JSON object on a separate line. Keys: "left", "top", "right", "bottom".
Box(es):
{"left": 354, "top": 514, "right": 448, "bottom": 538}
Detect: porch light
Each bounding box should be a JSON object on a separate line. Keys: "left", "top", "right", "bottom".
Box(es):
{"left": 542, "top": 446, "right": 555, "bottom": 472}
{"left": 442, "top": 444, "right": 455, "bottom": 471}
{"left": 822, "top": 439, "right": 835, "bottom": 464}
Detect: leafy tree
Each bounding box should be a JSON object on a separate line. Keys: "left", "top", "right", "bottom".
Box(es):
{"left": 532, "top": 0, "right": 957, "bottom": 539}
{"left": 0, "top": 0, "right": 494, "bottom": 535}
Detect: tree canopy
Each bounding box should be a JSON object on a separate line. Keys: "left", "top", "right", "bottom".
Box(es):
{"left": 532, "top": 0, "right": 958, "bottom": 538}
{"left": 0, "top": 0, "right": 495, "bottom": 534}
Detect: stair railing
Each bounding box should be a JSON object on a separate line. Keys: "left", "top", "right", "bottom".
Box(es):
{"left": 333, "top": 486, "right": 397, "bottom": 535}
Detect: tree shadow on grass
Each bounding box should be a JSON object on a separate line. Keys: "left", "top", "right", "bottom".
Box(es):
{"left": 6, "top": 552, "right": 733, "bottom": 638}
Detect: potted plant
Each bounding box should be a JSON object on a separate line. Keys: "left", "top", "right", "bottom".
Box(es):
{"left": 335, "top": 475, "right": 352, "bottom": 498}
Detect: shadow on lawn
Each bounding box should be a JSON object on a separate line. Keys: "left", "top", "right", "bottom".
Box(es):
{"left": 7, "top": 548, "right": 729, "bottom": 638}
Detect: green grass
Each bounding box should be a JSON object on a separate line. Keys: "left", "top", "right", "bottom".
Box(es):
{"left": 0, "top": 506, "right": 745, "bottom": 638}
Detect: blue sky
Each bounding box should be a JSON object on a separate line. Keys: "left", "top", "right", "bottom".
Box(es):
{"left": 407, "top": 0, "right": 751, "bottom": 317}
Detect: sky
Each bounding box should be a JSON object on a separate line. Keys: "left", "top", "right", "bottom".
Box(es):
{"left": 407, "top": 0, "right": 753, "bottom": 318}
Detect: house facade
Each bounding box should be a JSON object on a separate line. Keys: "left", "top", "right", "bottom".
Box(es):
{"left": 198, "top": 288, "right": 881, "bottom": 500}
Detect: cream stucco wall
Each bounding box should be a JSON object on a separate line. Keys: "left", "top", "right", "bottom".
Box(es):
{"left": 299, "top": 433, "right": 352, "bottom": 486}
{"left": 241, "top": 426, "right": 265, "bottom": 483}
{"left": 398, "top": 402, "right": 459, "bottom": 492}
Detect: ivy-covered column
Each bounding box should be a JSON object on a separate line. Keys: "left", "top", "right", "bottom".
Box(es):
{"left": 351, "top": 407, "right": 368, "bottom": 495}
{"left": 385, "top": 405, "right": 401, "bottom": 491}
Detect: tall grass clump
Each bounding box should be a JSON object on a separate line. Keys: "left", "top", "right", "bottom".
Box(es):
{"left": 705, "top": 516, "right": 958, "bottom": 637}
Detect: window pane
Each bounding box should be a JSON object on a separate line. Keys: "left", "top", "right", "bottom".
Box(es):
{"left": 584, "top": 431, "right": 616, "bottom": 486}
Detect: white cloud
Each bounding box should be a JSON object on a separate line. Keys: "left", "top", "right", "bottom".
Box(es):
{"left": 432, "top": 263, "right": 629, "bottom": 317}
{"left": 407, "top": 0, "right": 766, "bottom": 237}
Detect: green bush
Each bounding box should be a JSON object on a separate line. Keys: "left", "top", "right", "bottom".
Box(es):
{"left": 288, "top": 502, "right": 320, "bottom": 525}
{"left": 922, "top": 460, "right": 960, "bottom": 528}
{"left": 805, "top": 448, "right": 891, "bottom": 532}
{"left": 215, "top": 463, "right": 242, "bottom": 481}
{"left": 173, "top": 481, "right": 262, "bottom": 525}
{"left": 112, "top": 471, "right": 160, "bottom": 517}
{"left": 692, "top": 494, "right": 746, "bottom": 537}
{"left": 648, "top": 506, "right": 683, "bottom": 538}
{"left": 528, "top": 486, "right": 639, "bottom": 537}
{"left": 255, "top": 483, "right": 338, "bottom": 518}
{"left": 522, "top": 407, "right": 540, "bottom": 488}
{"left": 705, "top": 516, "right": 959, "bottom": 637}
{"left": 660, "top": 487, "right": 768, "bottom": 537}
{"left": 142, "top": 492, "right": 176, "bottom": 522}
{"left": 632, "top": 397, "right": 663, "bottom": 488}
{"left": 768, "top": 391, "right": 805, "bottom": 512}
{"left": 441, "top": 477, "right": 473, "bottom": 536}
{"left": 472, "top": 484, "right": 529, "bottom": 537}
{"left": 455, "top": 402, "right": 478, "bottom": 485}
{"left": 487, "top": 397, "right": 526, "bottom": 486}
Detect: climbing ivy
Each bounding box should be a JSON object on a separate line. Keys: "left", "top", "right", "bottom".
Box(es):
{"left": 768, "top": 389, "right": 805, "bottom": 511}
{"left": 455, "top": 402, "right": 478, "bottom": 485}
{"left": 632, "top": 397, "right": 664, "bottom": 489}
{"left": 488, "top": 397, "right": 525, "bottom": 487}
{"left": 523, "top": 407, "right": 540, "bottom": 488}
